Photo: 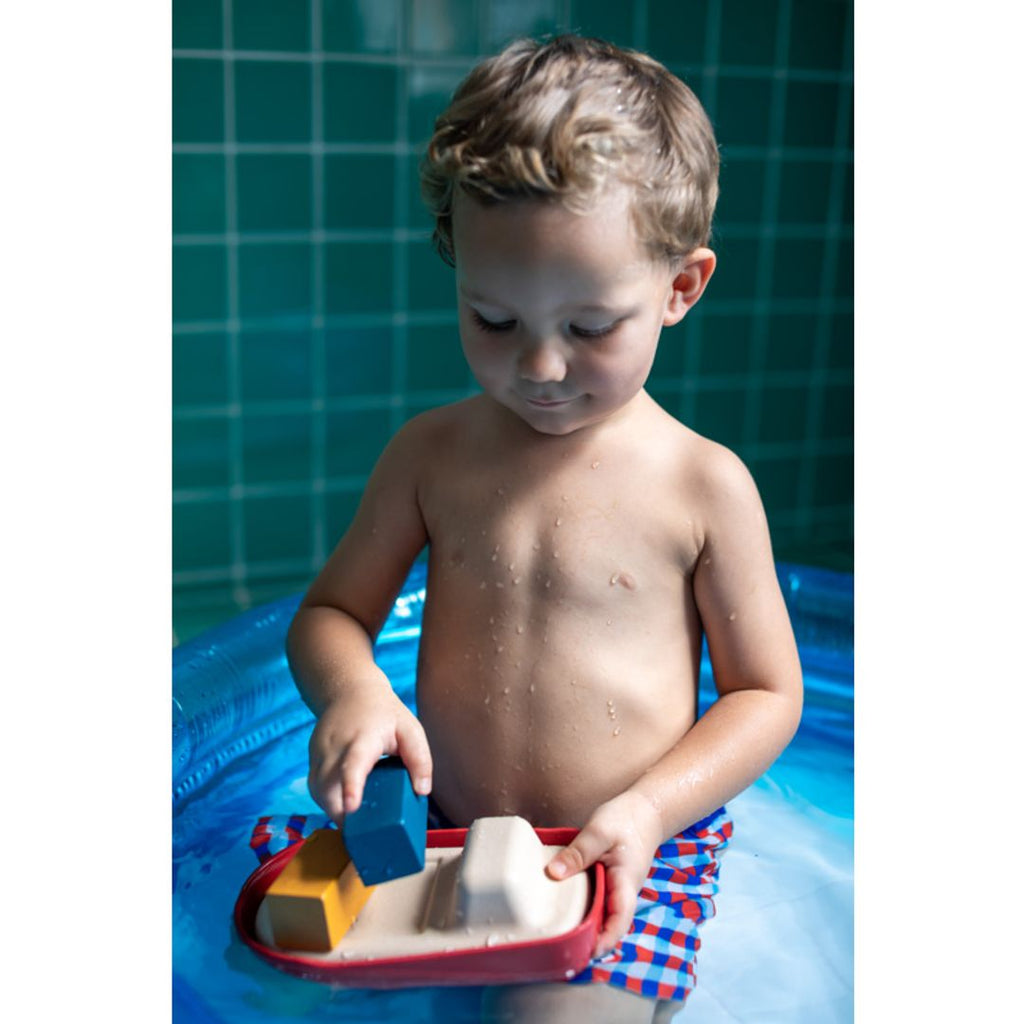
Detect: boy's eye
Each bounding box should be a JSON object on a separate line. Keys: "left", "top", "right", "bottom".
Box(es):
{"left": 570, "top": 322, "right": 616, "bottom": 339}
{"left": 471, "top": 310, "right": 516, "bottom": 333}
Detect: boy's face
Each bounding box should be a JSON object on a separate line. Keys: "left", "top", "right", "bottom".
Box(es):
{"left": 451, "top": 188, "right": 704, "bottom": 437}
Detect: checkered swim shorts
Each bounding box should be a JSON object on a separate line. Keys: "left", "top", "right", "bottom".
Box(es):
{"left": 571, "top": 806, "right": 733, "bottom": 1003}
{"left": 248, "top": 804, "right": 732, "bottom": 1003}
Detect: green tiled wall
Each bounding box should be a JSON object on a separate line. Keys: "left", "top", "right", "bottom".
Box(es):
{"left": 173, "top": 0, "right": 853, "bottom": 640}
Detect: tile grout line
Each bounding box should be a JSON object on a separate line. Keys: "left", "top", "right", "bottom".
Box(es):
{"left": 170, "top": 296, "right": 852, "bottom": 339}
{"left": 173, "top": 45, "right": 851, "bottom": 86}
{"left": 633, "top": 0, "right": 648, "bottom": 50}
{"left": 172, "top": 221, "right": 851, "bottom": 248}
{"left": 741, "top": 0, "right": 791, "bottom": 472}
{"left": 795, "top": 0, "right": 854, "bottom": 532}
{"left": 310, "top": 0, "right": 328, "bottom": 570}
{"left": 171, "top": 433, "right": 853, "bottom": 509}
{"left": 680, "top": 0, "right": 723, "bottom": 428}
{"left": 391, "top": 0, "right": 410, "bottom": 438}
{"left": 170, "top": 361, "right": 853, "bottom": 425}
{"left": 172, "top": 141, "right": 852, "bottom": 162}
{"left": 221, "top": 0, "right": 250, "bottom": 610}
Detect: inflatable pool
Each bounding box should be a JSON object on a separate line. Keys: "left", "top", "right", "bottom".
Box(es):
{"left": 173, "top": 559, "right": 853, "bottom": 1023}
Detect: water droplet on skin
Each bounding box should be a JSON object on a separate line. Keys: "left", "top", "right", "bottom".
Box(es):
{"left": 484, "top": 695, "right": 491, "bottom": 704}
{"left": 516, "top": 625, "right": 524, "bottom": 634}
{"left": 503, "top": 687, "right": 510, "bottom": 695}
{"left": 613, "top": 727, "right": 621, "bottom": 737}
{"left": 728, "top": 612, "right": 737, "bottom": 621}
{"left": 513, "top": 577, "right": 521, "bottom": 585}
{"left": 591, "top": 461, "right": 600, "bottom": 469}
{"left": 497, "top": 487, "right": 505, "bottom": 496}
{"left": 496, "top": 645, "right": 504, "bottom": 653}
{"left": 529, "top": 683, "right": 535, "bottom": 693}
{"left": 703, "top": 558, "right": 711, "bottom": 566}
{"left": 555, "top": 517, "right": 563, "bottom": 527}
{"left": 545, "top": 579, "right": 551, "bottom": 588}
{"left": 480, "top": 581, "right": 487, "bottom": 589}
{"left": 496, "top": 581, "right": 504, "bottom": 588}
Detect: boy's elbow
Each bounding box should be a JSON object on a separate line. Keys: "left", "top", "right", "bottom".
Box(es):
{"left": 285, "top": 604, "right": 327, "bottom": 671}
{"left": 777, "top": 668, "right": 804, "bottom": 745}
{"left": 285, "top": 609, "right": 307, "bottom": 673}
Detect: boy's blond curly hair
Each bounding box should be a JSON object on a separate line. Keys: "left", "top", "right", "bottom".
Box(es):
{"left": 421, "top": 34, "right": 719, "bottom": 267}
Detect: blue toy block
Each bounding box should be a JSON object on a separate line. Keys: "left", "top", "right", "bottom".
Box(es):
{"left": 343, "top": 755, "right": 427, "bottom": 885}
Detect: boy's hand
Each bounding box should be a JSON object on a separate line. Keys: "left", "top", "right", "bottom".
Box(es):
{"left": 545, "top": 791, "right": 663, "bottom": 957}
{"left": 307, "top": 684, "right": 433, "bottom": 825}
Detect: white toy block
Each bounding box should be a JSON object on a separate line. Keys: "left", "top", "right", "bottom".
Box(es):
{"left": 455, "top": 816, "right": 557, "bottom": 930}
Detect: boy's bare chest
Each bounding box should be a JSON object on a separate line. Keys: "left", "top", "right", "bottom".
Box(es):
{"left": 419, "top": 445, "right": 696, "bottom": 608}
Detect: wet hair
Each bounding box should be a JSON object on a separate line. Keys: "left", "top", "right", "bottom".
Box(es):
{"left": 421, "top": 34, "right": 719, "bottom": 266}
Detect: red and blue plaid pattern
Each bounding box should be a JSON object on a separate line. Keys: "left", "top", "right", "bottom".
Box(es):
{"left": 571, "top": 806, "right": 733, "bottom": 1002}
{"left": 250, "top": 813, "right": 332, "bottom": 863}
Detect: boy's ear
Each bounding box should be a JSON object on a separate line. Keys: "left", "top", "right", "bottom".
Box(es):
{"left": 663, "top": 248, "right": 716, "bottom": 327}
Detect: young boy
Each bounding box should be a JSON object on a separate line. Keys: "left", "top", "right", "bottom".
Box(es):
{"left": 286, "top": 34, "right": 802, "bottom": 1023}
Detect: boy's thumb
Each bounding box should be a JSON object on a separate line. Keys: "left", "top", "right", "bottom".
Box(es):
{"left": 546, "top": 842, "right": 588, "bottom": 880}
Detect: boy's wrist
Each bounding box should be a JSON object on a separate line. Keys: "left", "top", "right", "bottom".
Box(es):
{"left": 617, "top": 786, "right": 668, "bottom": 850}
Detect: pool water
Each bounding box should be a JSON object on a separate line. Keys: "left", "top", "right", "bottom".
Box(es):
{"left": 173, "top": 561, "right": 852, "bottom": 1023}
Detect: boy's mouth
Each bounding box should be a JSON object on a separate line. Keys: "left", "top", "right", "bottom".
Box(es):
{"left": 524, "top": 396, "right": 575, "bottom": 409}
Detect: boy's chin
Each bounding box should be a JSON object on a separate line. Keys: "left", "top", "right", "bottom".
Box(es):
{"left": 511, "top": 400, "right": 599, "bottom": 437}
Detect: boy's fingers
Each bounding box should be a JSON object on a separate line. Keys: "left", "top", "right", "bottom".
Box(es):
{"left": 307, "top": 742, "right": 345, "bottom": 823}
{"left": 395, "top": 718, "right": 433, "bottom": 796}
{"left": 312, "top": 772, "right": 346, "bottom": 824}
{"left": 594, "top": 867, "right": 636, "bottom": 956}
{"left": 340, "top": 736, "right": 383, "bottom": 813}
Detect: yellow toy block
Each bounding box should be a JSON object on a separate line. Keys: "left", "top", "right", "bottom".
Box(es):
{"left": 264, "top": 828, "right": 374, "bottom": 952}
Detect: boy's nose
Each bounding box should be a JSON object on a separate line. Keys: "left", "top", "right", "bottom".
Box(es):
{"left": 517, "top": 341, "right": 568, "bottom": 383}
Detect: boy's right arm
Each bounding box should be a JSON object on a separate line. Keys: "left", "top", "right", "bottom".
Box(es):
{"left": 285, "top": 416, "right": 433, "bottom": 823}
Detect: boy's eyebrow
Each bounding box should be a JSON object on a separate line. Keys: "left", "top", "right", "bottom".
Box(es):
{"left": 458, "top": 285, "right": 627, "bottom": 316}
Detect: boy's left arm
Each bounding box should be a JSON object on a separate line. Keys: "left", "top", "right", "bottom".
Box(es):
{"left": 547, "top": 447, "right": 803, "bottom": 955}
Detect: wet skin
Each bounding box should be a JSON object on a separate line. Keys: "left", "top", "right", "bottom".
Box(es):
{"left": 287, "top": 189, "right": 802, "bottom": 965}
{"left": 416, "top": 392, "right": 704, "bottom": 828}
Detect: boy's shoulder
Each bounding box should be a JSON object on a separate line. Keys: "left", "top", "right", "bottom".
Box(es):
{"left": 388, "top": 396, "right": 485, "bottom": 450}
{"left": 644, "top": 402, "right": 762, "bottom": 517}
